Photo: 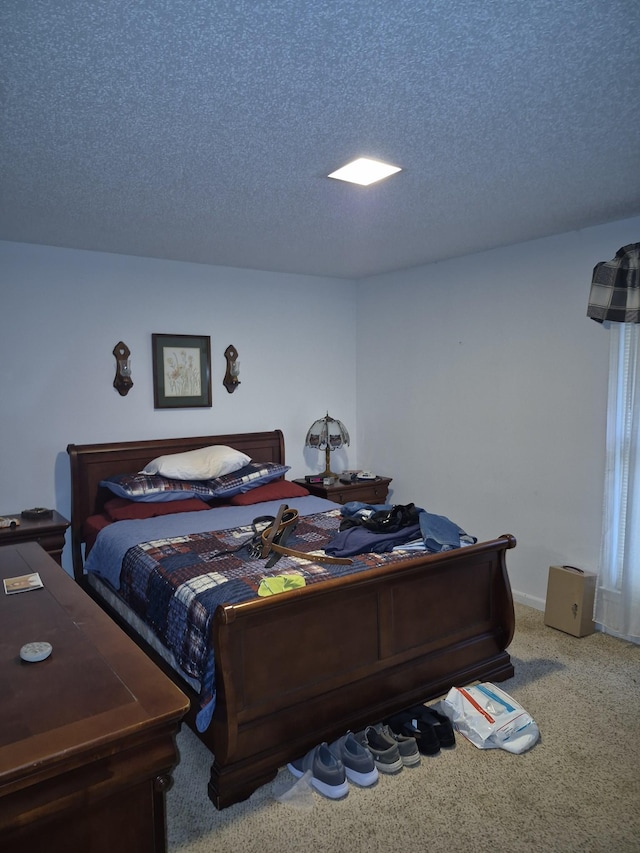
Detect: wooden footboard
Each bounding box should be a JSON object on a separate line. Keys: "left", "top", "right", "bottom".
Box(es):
{"left": 207, "top": 534, "right": 516, "bottom": 808}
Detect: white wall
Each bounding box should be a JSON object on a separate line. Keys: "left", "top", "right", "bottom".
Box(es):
{"left": 356, "top": 216, "right": 640, "bottom": 608}
{"left": 0, "top": 242, "right": 358, "bottom": 575}
{"left": 3, "top": 216, "right": 638, "bottom": 602}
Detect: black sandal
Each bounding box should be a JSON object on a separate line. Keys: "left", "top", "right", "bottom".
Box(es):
{"left": 407, "top": 704, "right": 456, "bottom": 748}
{"left": 385, "top": 711, "right": 440, "bottom": 756}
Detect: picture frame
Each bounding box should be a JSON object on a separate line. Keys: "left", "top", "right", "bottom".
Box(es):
{"left": 152, "top": 334, "right": 212, "bottom": 409}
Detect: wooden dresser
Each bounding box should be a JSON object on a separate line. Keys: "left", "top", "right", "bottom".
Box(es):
{"left": 0, "top": 542, "right": 189, "bottom": 853}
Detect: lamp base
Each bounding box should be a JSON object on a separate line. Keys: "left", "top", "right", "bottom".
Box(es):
{"left": 318, "top": 446, "right": 338, "bottom": 480}
{"left": 318, "top": 467, "right": 339, "bottom": 480}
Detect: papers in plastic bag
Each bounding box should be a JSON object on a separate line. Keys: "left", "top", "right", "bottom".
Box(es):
{"left": 441, "top": 682, "right": 539, "bottom": 754}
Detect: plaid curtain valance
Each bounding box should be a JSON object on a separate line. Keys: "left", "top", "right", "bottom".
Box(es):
{"left": 587, "top": 243, "right": 640, "bottom": 324}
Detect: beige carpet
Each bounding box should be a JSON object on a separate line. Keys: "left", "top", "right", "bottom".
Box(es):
{"left": 166, "top": 603, "right": 640, "bottom": 853}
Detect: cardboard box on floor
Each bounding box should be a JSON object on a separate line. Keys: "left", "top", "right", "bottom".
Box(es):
{"left": 544, "top": 565, "right": 596, "bottom": 637}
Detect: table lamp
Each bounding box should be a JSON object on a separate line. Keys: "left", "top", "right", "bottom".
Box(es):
{"left": 305, "top": 413, "right": 350, "bottom": 479}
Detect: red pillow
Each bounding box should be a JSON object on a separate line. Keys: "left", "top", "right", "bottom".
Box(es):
{"left": 229, "top": 480, "right": 310, "bottom": 506}
{"left": 104, "top": 496, "right": 211, "bottom": 521}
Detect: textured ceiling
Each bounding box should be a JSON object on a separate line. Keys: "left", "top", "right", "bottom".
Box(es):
{"left": 1, "top": 0, "right": 639, "bottom": 279}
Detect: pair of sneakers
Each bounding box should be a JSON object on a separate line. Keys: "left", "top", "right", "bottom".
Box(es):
{"left": 287, "top": 732, "right": 378, "bottom": 799}
{"left": 354, "top": 722, "right": 421, "bottom": 773}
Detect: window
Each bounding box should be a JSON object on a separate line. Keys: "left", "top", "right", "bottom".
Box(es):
{"left": 595, "top": 323, "right": 640, "bottom": 642}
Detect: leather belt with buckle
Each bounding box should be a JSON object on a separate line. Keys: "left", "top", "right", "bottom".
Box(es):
{"left": 259, "top": 504, "right": 352, "bottom": 567}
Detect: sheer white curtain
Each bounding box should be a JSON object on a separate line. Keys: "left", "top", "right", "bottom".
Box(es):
{"left": 595, "top": 322, "right": 640, "bottom": 642}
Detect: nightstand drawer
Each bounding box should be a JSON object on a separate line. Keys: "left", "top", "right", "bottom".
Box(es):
{"left": 294, "top": 477, "right": 392, "bottom": 506}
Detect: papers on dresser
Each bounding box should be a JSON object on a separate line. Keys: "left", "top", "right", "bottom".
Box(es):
{"left": 3, "top": 572, "right": 44, "bottom": 594}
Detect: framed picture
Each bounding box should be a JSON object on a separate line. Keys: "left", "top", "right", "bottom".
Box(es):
{"left": 152, "top": 334, "right": 212, "bottom": 409}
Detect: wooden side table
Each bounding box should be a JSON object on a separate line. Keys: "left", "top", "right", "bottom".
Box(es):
{"left": 0, "top": 511, "right": 69, "bottom": 565}
{"left": 294, "top": 476, "right": 392, "bottom": 505}
{"left": 0, "top": 542, "right": 189, "bottom": 853}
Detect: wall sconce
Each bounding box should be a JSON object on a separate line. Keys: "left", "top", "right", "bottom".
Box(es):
{"left": 113, "top": 341, "right": 133, "bottom": 396}
{"left": 223, "top": 344, "right": 240, "bottom": 393}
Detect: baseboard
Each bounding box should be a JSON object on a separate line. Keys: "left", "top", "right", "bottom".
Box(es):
{"left": 511, "top": 589, "right": 545, "bottom": 611}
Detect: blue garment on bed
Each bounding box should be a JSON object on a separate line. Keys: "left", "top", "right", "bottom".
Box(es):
{"left": 419, "top": 510, "right": 472, "bottom": 552}
{"left": 324, "top": 523, "right": 422, "bottom": 556}
{"left": 326, "top": 502, "right": 475, "bottom": 557}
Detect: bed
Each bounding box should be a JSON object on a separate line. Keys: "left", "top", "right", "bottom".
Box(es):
{"left": 67, "top": 429, "right": 516, "bottom": 809}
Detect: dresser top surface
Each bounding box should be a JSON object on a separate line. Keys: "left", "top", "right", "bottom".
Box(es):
{"left": 0, "top": 543, "right": 189, "bottom": 784}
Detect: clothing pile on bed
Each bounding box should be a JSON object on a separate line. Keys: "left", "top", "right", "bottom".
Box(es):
{"left": 325, "top": 501, "right": 476, "bottom": 558}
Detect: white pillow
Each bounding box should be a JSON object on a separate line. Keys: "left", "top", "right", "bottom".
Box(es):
{"left": 141, "top": 444, "right": 251, "bottom": 480}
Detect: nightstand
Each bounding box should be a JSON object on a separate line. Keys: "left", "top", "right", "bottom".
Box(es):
{"left": 294, "top": 476, "right": 392, "bottom": 506}
{"left": 0, "top": 510, "right": 70, "bottom": 565}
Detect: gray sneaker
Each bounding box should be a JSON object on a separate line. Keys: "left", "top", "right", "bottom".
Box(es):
{"left": 373, "top": 722, "right": 421, "bottom": 767}
{"left": 329, "top": 732, "right": 379, "bottom": 787}
{"left": 355, "top": 725, "right": 403, "bottom": 774}
{"left": 287, "top": 743, "right": 349, "bottom": 799}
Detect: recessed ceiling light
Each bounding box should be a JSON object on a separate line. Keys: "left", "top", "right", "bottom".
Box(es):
{"left": 327, "top": 157, "right": 402, "bottom": 186}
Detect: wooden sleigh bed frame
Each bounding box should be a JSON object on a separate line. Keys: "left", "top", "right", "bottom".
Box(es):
{"left": 67, "top": 429, "right": 516, "bottom": 809}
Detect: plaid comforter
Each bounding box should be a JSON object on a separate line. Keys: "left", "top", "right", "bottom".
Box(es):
{"left": 116, "top": 508, "right": 420, "bottom": 730}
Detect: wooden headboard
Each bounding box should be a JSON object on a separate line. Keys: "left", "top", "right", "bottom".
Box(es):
{"left": 66, "top": 429, "right": 285, "bottom": 582}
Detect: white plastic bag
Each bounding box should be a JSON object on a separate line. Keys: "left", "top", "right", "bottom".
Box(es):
{"left": 274, "top": 769, "right": 315, "bottom": 809}
{"left": 440, "top": 682, "right": 539, "bottom": 754}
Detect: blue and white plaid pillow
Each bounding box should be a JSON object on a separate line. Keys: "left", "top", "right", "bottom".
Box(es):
{"left": 205, "top": 462, "right": 290, "bottom": 497}
{"left": 100, "top": 462, "right": 290, "bottom": 502}
{"left": 100, "top": 473, "right": 222, "bottom": 502}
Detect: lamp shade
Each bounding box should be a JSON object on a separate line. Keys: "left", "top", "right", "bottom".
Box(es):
{"left": 305, "top": 413, "right": 350, "bottom": 478}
